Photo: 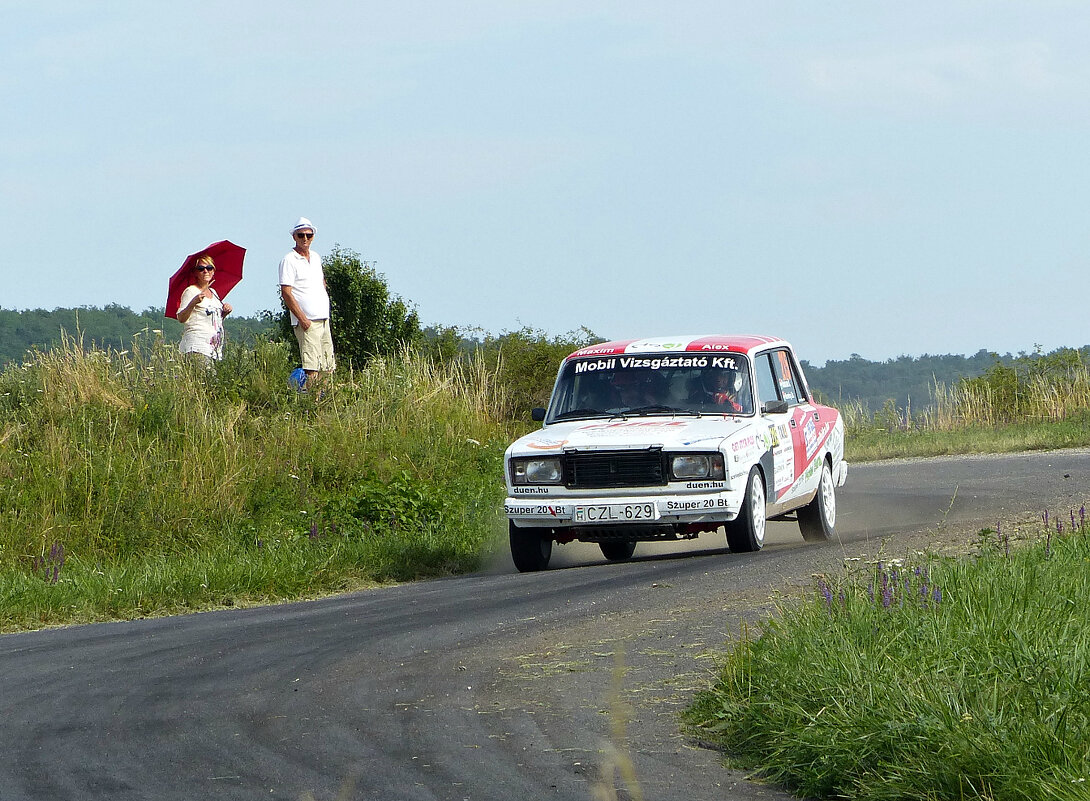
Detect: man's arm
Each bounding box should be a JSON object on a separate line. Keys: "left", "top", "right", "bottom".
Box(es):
{"left": 280, "top": 285, "right": 311, "bottom": 330}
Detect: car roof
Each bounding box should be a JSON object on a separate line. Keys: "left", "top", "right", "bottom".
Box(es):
{"left": 565, "top": 335, "right": 788, "bottom": 361}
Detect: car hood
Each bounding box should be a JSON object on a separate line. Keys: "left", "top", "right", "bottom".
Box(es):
{"left": 506, "top": 415, "right": 752, "bottom": 456}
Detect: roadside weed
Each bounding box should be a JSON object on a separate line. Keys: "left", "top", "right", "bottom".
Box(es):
{"left": 686, "top": 513, "right": 1090, "bottom": 800}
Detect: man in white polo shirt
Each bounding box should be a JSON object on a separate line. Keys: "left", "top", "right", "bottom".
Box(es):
{"left": 279, "top": 217, "right": 336, "bottom": 385}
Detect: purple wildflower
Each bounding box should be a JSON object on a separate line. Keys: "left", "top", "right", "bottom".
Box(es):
{"left": 931, "top": 586, "right": 942, "bottom": 605}
{"left": 1057, "top": 520, "right": 1064, "bottom": 535}
{"left": 309, "top": 521, "right": 320, "bottom": 540}
{"left": 32, "top": 542, "right": 65, "bottom": 584}
{"left": 1044, "top": 510, "right": 1050, "bottom": 528}
{"left": 880, "top": 572, "right": 893, "bottom": 609}
{"left": 1080, "top": 506, "right": 1086, "bottom": 530}
{"left": 817, "top": 577, "right": 833, "bottom": 610}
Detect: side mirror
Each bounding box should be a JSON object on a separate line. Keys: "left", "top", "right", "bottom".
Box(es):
{"left": 531, "top": 407, "right": 547, "bottom": 422}
{"left": 761, "top": 399, "right": 789, "bottom": 415}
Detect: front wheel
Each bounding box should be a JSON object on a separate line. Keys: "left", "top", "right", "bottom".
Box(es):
{"left": 510, "top": 522, "right": 553, "bottom": 572}
{"left": 599, "top": 540, "right": 636, "bottom": 562}
{"left": 725, "top": 468, "right": 766, "bottom": 552}
{"left": 798, "top": 460, "right": 836, "bottom": 541}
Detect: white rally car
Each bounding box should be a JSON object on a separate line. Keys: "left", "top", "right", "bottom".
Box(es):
{"left": 503, "top": 335, "right": 848, "bottom": 571}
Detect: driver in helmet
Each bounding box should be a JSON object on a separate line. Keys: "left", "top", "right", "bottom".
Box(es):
{"left": 702, "top": 365, "right": 751, "bottom": 413}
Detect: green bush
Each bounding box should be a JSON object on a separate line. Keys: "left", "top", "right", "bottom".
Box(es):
{"left": 276, "top": 246, "right": 421, "bottom": 368}
{"left": 425, "top": 326, "right": 601, "bottom": 419}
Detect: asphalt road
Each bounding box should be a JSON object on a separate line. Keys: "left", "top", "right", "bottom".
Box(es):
{"left": 2, "top": 449, "right": 1089, "bottom": 801}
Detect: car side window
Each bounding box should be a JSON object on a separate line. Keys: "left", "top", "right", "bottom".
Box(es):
{"left": 754, "top": 354, "right": 780, "bottom": 406}
{"left": 772, "top": 349, "right": 804, "bottom": 406}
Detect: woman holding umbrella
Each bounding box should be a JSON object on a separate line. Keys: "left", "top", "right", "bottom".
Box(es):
{"left": 177, "top": 255, "right": 232, "bottom": 362}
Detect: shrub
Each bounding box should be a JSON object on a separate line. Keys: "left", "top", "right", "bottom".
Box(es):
{"left": 276, "top": 246, "right": 421, "bottom": 368}
{"left": 425, "top": 326, "right": 602, "bottom": 420}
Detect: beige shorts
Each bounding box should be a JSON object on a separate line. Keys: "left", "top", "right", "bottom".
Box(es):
{"left": 295, "top": 318, "right": 336, "bottom": 372}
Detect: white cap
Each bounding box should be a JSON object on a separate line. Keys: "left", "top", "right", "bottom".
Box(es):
{"left": 292, "top": 217, "right": 316, "bottom": 234}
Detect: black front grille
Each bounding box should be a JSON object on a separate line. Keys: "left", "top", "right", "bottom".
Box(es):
{"left": 565, "top": 450, "right": 667, "bottom": 489}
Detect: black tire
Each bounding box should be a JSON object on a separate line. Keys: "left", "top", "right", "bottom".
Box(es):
{"left": 725, "top": 468, "right": 766, "bottom": 553}
{"left": 510, "top": 521, "right": 552, "bottom": 572}
{"left": 798, "top": 460, "right": 837, "bottom": 542}
{"left": 599, "top": 540, "right": 636, "bottom": 562}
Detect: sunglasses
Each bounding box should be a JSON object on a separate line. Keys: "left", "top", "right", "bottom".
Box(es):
{"left": 196, "top": 266, "right": 215, "bottom": 271}
{"left": 294, "top": 232, "right": 314, "bottom": 239}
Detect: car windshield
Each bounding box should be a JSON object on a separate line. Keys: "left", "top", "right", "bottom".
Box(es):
{"left": 547, "top": 354, "right": 754, "bottom": 421}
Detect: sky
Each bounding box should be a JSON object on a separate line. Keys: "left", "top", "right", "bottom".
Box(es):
{"left": 4, "top": 2, "right": 1089, "bottom": 364}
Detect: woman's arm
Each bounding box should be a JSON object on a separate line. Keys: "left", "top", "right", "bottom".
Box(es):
{"left": 177, "top": 288, "right": 207, "bottom": 324}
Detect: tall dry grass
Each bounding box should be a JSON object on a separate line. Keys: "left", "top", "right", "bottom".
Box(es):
{"left": 926, "top": 361, "right": 1090, "bottom": 429}
{"left": 0, "top": 332, "right": 514, "bottom": 576}
{"left": 843, "top": 349, "right": 1090, "bottom": 435}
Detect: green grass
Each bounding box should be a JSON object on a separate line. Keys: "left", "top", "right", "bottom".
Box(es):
{"left": 845, "top": 412, "right": 1090, "bottom": 462}
{"left": 685, "top": 516, "right": 1090, "bottom": 800}
{"left": 0, "top": 333, "right": 518, "bottom": 632}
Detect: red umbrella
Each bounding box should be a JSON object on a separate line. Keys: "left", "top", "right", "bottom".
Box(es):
{"left": 165, "top": 240, "right": 246, "bottom": 320}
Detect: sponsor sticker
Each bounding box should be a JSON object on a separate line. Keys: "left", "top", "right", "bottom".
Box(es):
{"left": 803, "top": 418, "right": 818, "bottom": 459}
{"left": 665, "top": 496, "right": 734, "bottom": 511}
{"left": 504, "top": 503, "right": 569, "bottom": 517}
{"left": 732, "top": 435, "right": 756, "bottom": 452}
{"left": 525, "top": 439, "right": 568, "bottom": 450}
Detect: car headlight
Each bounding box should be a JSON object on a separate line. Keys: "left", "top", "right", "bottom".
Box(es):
{"left": 510, "top": 457, "right": 563, "bottom": 485}
{"left": 671, "top": 453, "right": 725, "bottom": 480}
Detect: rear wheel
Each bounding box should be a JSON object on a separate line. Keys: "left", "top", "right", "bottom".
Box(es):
{"left": 510, "top": 522, "right": 552, "bottom": 572}
{"left": 599, "top": 540, "right": 636, "bottom": 561}
{"left": 798, "top": 460, "right": 836, "bottom": 541}
{"left": 725, "top": 468, "right": 766, "bottom": 553}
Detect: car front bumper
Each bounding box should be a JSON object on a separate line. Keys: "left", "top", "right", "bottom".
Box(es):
{"left": 504, "top": 489, "right": 744, "bottom": 529}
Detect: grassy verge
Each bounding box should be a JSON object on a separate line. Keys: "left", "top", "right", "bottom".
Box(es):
{"left": 841, "top": 348, "right": 1090, "bottom": 462}
{"left": 685, "top": 514, "right": 1090, "bottom": 800}
{"left": 845, "top": 412, "right": 1090, "bottom": 462}
{"left": 0, "top": 334, "right": 517, "bottom": 632}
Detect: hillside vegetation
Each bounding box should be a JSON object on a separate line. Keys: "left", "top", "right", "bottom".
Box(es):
{"left": 844, "top": 346, "right": 1090, "bottom": 460}
{"left": 0, "top": 335, "right": 517, "bottom": 631}
{"left": 7, "top": 304, "right": 1086, "bottom": 413}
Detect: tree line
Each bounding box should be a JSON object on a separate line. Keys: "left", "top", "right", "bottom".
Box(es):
{"left": 802, "top": 351, "right": 1003, "bottom": 413}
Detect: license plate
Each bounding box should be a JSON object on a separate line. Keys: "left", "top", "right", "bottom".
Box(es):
{"left": 573, "top": 502, "right": 659, "bottom": 523}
